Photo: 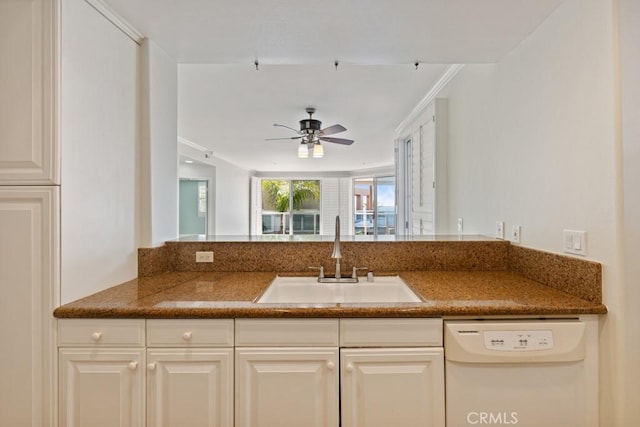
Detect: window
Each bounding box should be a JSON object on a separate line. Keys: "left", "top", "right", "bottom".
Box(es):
{"left": 353, "top": 177, "right": 396, "bottom": 236}
{"left": 260, "top": 180, "right": 321, "bottom": 235}
{"left": 198, "top": 181, "right": 208, "bottom": 217}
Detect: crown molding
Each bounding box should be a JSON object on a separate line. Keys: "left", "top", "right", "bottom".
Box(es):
{"left": 84, "top": 0, "right": 144, "bottom": 44}
{"left": 178, "top": 136, "right": 211, "bottom": 153}
{"left": 395, "top": 64, "right": 464, "bottom": 135}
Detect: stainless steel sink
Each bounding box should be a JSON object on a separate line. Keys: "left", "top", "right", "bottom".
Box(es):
{"left": 256, "top": 276, "right": 422, "bottom": 304}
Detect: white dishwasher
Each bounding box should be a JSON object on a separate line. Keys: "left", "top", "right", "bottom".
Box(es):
{"left": 444, "top": 319, "right": 598, "bottom": 427}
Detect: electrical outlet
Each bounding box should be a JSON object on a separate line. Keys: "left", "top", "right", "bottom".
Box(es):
{"left": 457, "top": 218, "right": 463, "bottom": 233}
{"left": 196, "top": 251, "right": 214, "bottom": 263}
{"left": 496, "top": 221, "right": 505, "bottom": 239}
{"left": 563, "top": 230, "right": 587, "bottom": 256}
{"left": 511, "top": 225, "right": 521, "bottom": 244}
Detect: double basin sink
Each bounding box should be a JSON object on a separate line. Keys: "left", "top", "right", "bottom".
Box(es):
{"left": 256, "top": 276, "right": 422, "bottom": 304}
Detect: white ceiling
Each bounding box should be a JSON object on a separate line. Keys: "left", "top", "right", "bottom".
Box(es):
{"left": 178, "top": 63, "right": 450, "bottom": 172}
{"left": 103, "top": 0, "right": 565, "bottom": 172}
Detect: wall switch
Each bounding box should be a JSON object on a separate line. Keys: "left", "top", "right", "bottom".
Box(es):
{"left": 196, "top": 251, "right": 214, "bottom": 263}
{"left": 511, "top": 225, "right": 521, "bottom": 243}
{"left": 563, "top": 230, "right": 587, "bottom": 256}
{"left": 496, "top": 221, "right": 505, "bottom": 239}
{"left": 457, "top": 218, "right": 464, "bottom": 233}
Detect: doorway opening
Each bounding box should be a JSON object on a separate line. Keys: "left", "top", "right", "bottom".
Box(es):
{"left": 179, "top": 179, "right": 208, "bottom": 236}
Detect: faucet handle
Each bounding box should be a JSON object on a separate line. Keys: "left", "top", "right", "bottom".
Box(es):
{"left": 351, "top": 266, "right": 368, "bottom": 279}
{"left": 308, "top": 266, "right": 324, "bottom": 279}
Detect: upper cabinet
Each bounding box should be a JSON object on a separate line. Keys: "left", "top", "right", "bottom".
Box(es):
{"left": 0, "top": 0, "right": 58, "bottom": 184}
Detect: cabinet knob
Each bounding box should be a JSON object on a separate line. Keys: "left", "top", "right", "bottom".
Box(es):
{"left": 147, "top": 363, "right": 156, "bottom": 371}
{"left": 91, "top": 332, "right": 103, "bottom": 342}
{"left": 345, "top": 363, "right": 354, "bottom": 373}
{"left": 326, "top": 361, "right": 335, "bottom": 370}
{"left": 128, "top": 361, "right": 138, "bottom": 371}
{"left": 182, "top": 331, "right": 193, "bottom": 341}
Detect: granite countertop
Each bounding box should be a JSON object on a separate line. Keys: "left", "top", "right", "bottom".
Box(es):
{"left": 53, "top": 270, "right": 607, "bottom": 319}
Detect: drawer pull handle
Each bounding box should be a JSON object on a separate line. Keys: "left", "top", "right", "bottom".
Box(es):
{"left": 147, "top": 363, "right": 156, "bottom": 371}
{"left": 182, "top": 331, "right": 193, "bottom": 341}
{"left": 128, "top": 361, "right": 138, "bottom": 371}
{"left": 91, "top": 332, "right": 103, "bottom": 342}
{"left": 345, "top": 363, "right": 354, "bottom": 373}
{"left": 326, "top": 361, "right": 335, "bottom": 370}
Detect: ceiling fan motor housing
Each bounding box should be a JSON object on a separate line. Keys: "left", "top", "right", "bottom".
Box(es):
{"left": 300, "top": 118, "right": 322, "bottom": 134}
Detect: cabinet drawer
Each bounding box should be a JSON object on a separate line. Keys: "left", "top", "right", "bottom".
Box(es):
{"left": 147, "top": 319, "right": 234, "bottom": 347}
{"left": 340, "top": 318, "right": 443, "bottom": 347}
{"left": 58, "top": 319, "right": 145, "bottom": 347}
{"left": 236, "top": 319, "right": 339, "bottom": 346}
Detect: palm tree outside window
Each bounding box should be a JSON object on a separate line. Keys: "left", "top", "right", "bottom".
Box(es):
{"left": 261, "top": 179, "right": 321, "bottom": 235}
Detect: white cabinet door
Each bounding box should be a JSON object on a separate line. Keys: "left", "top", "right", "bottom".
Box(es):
{"left": 0, "top": 0, "right": 57, "bottom": 184}
{"left": 341, "top": 348, "right": 445, "bottom": 427}
{"left": 146, "top": 349, "right": 233, "bottom": 427}
{"left": 59, "top": 349, "right": 145, "bottom": 427}
{"left": 235, "top": 348, "right": 339, "bottom": 427}
{"left": 0, "top": 187, "right": 58, "bottom": 425}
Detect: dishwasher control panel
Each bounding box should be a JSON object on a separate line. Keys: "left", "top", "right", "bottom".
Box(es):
{"left": 484, "top": 330, "right": 554, "bottom": 351}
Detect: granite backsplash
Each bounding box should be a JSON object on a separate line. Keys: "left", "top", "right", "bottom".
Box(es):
{"left": 138, "top": 238, "right": 602, "bottom": 304}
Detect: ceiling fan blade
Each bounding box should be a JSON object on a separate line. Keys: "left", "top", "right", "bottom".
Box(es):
{"left": 320, "top": 136, "right": 354, "bottom": 145}
{"left": 265, "top": 136, "right": 303, "bottom": 141}
{"left": 319, "top": 124, "right": 346, "bottom": 136}
{"left": 273, "top": 123, "right": 302, "bottom": 134}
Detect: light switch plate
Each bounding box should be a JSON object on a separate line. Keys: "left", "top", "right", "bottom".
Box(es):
{"left": 496, "top": 221, "right": 505, "bottom": 239}
{"left": 563, "top": 230, "right": 587, "bottom": 256}
{"left": 511, "top": 225, "right": 521, "bottom": 244}
{"left": 457, "top": 218, "right": 463, "bottom": 233}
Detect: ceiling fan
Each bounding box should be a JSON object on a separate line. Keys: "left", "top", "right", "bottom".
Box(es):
{"left": 266, "top": 107, "right": 354, "bottom": 158}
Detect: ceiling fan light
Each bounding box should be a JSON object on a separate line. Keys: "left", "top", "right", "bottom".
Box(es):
{"left": 298, "top": 143, "right": 309, "bottom": 158}
{"left": 312, "top": 143, "right": 324, "bottom": 158}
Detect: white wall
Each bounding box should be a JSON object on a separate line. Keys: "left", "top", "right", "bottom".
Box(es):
{"left": 140, "top": 39, "right": 178, "bottom": 246}
{"left": 179, "top": 144, "right": 251, "bottom": 234}
{"left": 213, "top": 158, "right": 250, "bottom": 234}
{"left": 437, "top": 0, "right": 627, "bottom": 423}
{"left": 490, "top": 0, "right": 617, "bottom": 256}
{"left": 618, "top": 0, "right": 640, "bottom": 424}
{"left": 441, "top": 0, "right": 618, "bottom": 248}
{"left": 61, "top": 0, "right": 139, "bottom": 303}
{"left": 436, "top": 64, "right": 498, "bottom": 234}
